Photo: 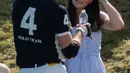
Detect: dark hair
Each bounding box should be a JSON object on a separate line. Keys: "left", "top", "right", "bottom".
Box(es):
{"left": 67, "top": 0, "right": 102, "bottom": 31}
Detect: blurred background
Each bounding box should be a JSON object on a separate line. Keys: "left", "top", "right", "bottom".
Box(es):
{"left": 0, "top": 0, "right": 130, "bottom": 73}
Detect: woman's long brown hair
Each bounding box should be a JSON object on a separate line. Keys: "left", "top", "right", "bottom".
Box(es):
{"left": 67, "top": 0, "right": 102, "bottom": 31}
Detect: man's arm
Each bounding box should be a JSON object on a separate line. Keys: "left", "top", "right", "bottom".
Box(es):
{"left": 57, "top": 31, "right": 83, "bottom": 49}
{"left": 51, "top": 3, "right": 89, "bottom": 59}
{"left": 56, "top": 25, "right": 88, "bottom": 59}
{"left": 100, "top": 0, "right": 124, "bottom": 30}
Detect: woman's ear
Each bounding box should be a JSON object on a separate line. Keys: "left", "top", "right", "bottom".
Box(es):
{"left": 88, "top": 0, "right": 93, "bottom": 4}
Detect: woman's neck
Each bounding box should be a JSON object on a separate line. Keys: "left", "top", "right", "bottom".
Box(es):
{"left": 76, "top": 8, "right": 83, "bottom": 23}
{"left": 77, "top": 8, "right": 82, "bottom": 16}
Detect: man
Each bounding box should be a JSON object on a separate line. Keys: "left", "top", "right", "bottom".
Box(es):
{"left": 12, "top": 0, "right": 89, "bottom": 73}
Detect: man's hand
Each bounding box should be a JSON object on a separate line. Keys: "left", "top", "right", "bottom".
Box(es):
{"left": 76, "top": 24, "right": 88, "bottom": 37}
{"left": 76, "top": 23, "right": 92, "bottom": 39}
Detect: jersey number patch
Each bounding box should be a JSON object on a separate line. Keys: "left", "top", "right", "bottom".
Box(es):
{"left": 64, "top": 14, "right": 69, "bottom": 26}
{"left": 20, "top": 7, "right": 37, "bottom": 36}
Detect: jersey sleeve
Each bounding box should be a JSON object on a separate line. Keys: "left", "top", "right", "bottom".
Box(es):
{"left": 50, "top": 4, "right": 71, "bottom": 36}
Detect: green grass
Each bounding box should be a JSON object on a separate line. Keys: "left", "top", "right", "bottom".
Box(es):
{"left": 0, "top": 0, "right": 130, "bottom": 73}
{"left": 101, "top": 0, "right": 130, "bottom": 73}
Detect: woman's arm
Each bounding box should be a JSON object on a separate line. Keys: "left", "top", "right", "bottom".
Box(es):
{"left": 100, "top": 0, "right": 124, "bottom": 31}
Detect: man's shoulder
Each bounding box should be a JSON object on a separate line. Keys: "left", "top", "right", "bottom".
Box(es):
{"left": 59, "top": 4, "right": 68, "bottom": 12}
{"left": 59, "top": 5, "right": 66, "bottom": 10}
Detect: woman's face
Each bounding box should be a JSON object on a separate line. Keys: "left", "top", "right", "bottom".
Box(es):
{"left": 72, "top": 0, "right": 93, "bottom": 9}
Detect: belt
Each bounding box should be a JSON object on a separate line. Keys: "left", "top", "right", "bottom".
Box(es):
{"left": 48, "top": 63, "right": 58, "bottom": 66}
{"left": 19, "top": 62, "right": 60, "bottom": 68}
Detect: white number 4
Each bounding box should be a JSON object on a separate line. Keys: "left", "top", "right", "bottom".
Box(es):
{"left": 20, "top": 7, "right": 37, "bottom": 35}
{"left": 64, "top": 14, "right": 69, "bottom": 26}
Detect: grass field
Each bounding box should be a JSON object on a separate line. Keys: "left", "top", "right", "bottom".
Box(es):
{"left": 0, "top": 0, "right": 130, "bottom": 73}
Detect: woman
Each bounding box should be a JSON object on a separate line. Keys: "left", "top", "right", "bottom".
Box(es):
{"left": 65, "top": 0, "right": 124, "bottom": 73}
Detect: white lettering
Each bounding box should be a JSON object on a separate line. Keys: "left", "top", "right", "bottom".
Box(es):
{"left": 18, "top": 35, "right": 42, "bottom": 43}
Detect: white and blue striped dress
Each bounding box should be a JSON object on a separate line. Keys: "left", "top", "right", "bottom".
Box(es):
{"left": 65, "top": 27, "right": 106, "bottom": 73}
